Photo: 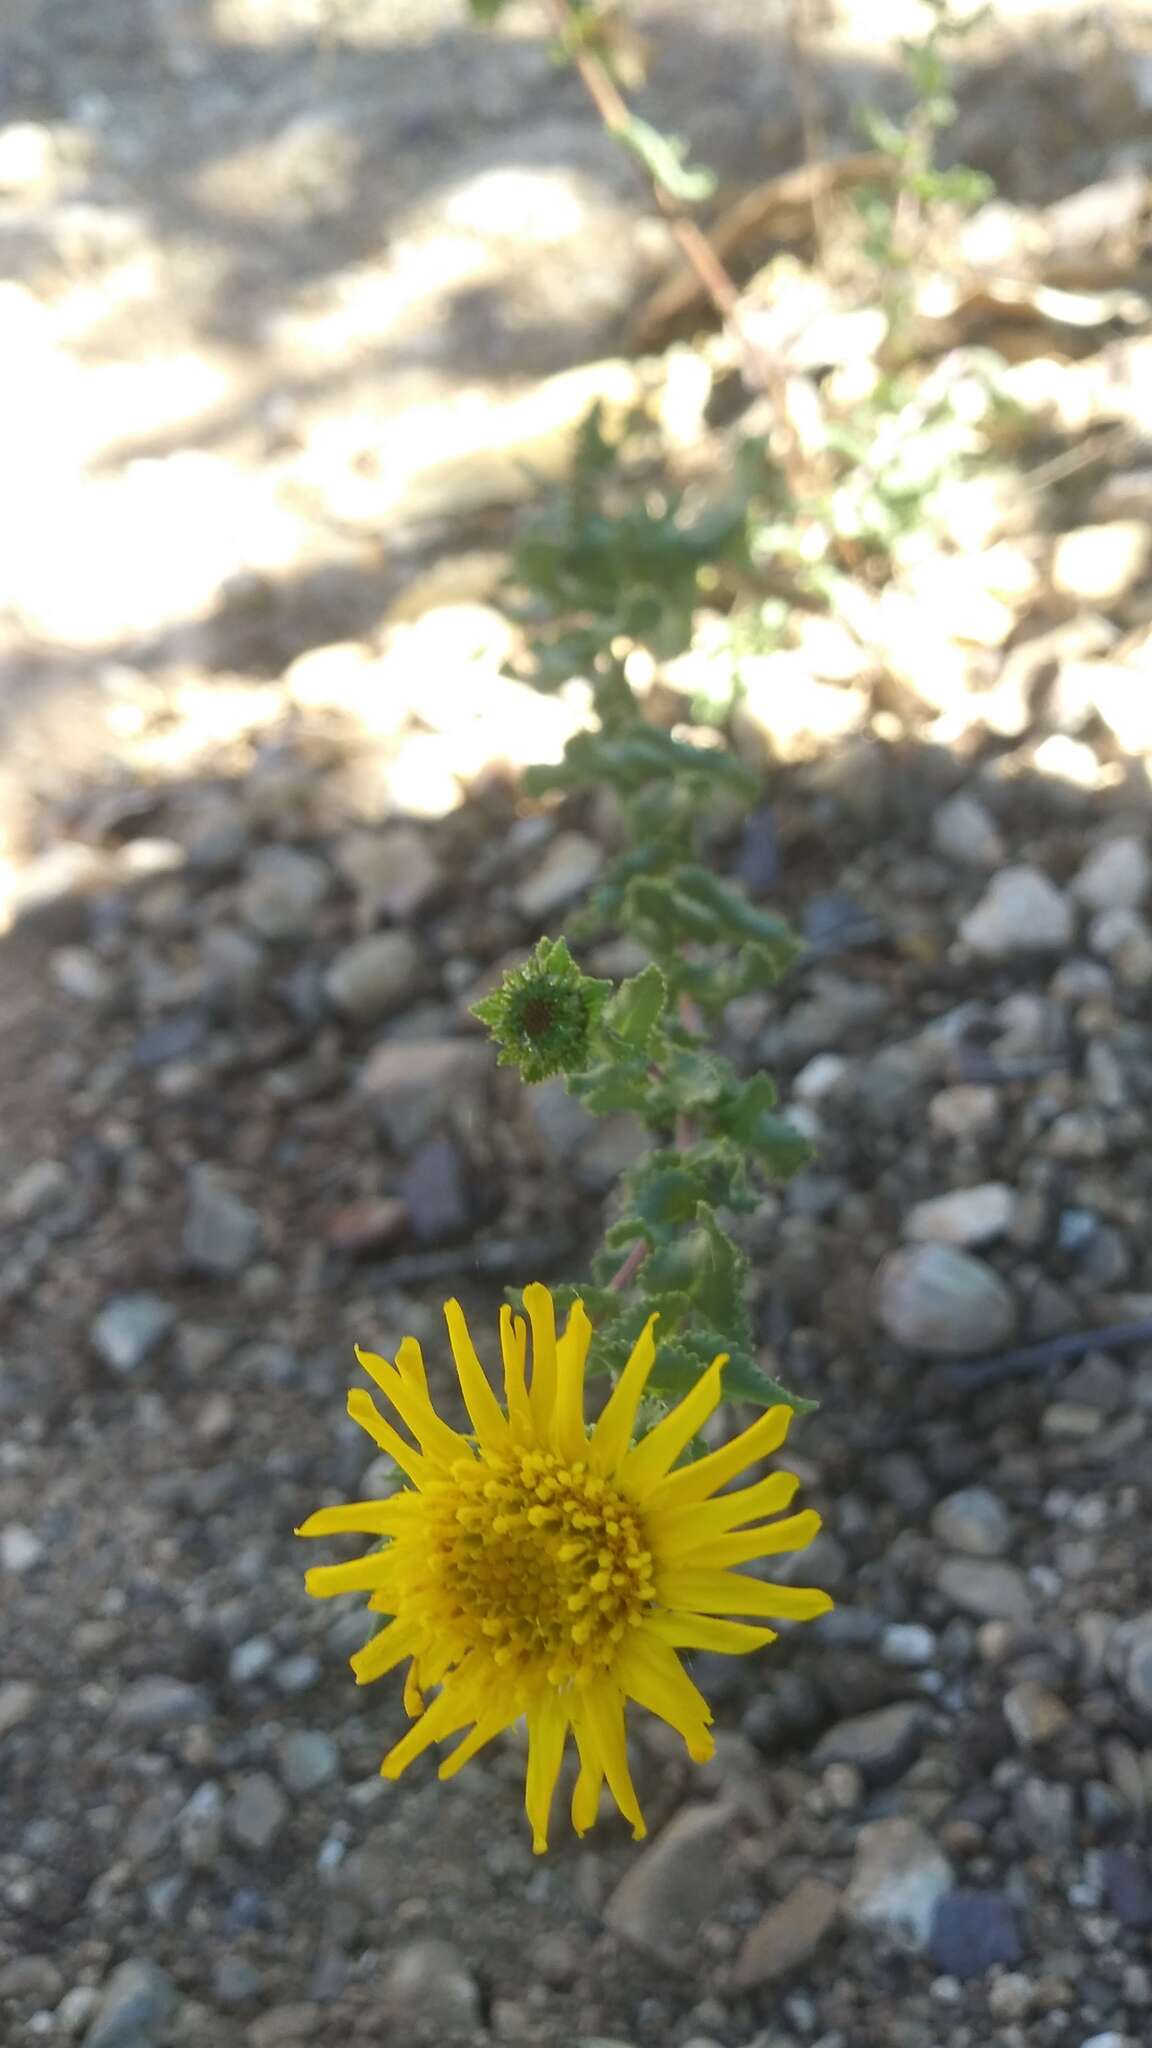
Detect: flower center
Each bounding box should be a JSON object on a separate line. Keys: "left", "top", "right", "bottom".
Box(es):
{"left": 431, "top": 1448, "right": 656, "bottom": 1685}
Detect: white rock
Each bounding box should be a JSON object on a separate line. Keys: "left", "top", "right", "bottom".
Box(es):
{"left": 4, "top": 1158, "right": 69, "bottom": 1222}
{"left": 0, "top": 122, "right": 55, "bottom": 194}
{"left": 515, "top": 831, "right": 603, "bottom": 919}
{"left": 91, "top": 1294, "right": 176, "bottom": 1375}
{"left": 792, "top": 1053, "right": 850, "bottom": 1102}
{"left": 1051, "top": 521, "right": 1151, "bottom": 604}
{"left": 928, "top": 1086, "right": 1000, "bottom": 1141}
{"left": 932, "top": 1486, "right": 1011, "bottom": 1559}
{"left": 876, "top": 1244, "right": 1016, "bottom": 1355}
{"left": 1072, "top": 836, "right": 1150, "bottom": 911}
{"left": 1088, "top": 906, "right": 1152, "bottom": 989}
{"left": 932, "top": 792, "right": 1005, "bottom": 869}
{"left": 324, "top": 931, "right": 422, "bottom": 1022}
{"left": 960, "top": 865, "right": 1072, "bottom": 956}
{"left": 0, "top": 1524, "right": 44, "bottom": 1573}
{"left": 904, "top": 1183, "right": 1016, "bottom": 1248}
{"left": 733, "top": 656, "right": 869, "bottom": 764}
{"left": 844, "top": 1817, "right": 953, "bottom": 1952}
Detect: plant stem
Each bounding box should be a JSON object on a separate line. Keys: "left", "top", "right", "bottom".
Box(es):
{"left": 607, "top": 1237, "right": 648, "bottom": 1292}
{"left": 543, "top": 0, "right": 805, "bottom": 493}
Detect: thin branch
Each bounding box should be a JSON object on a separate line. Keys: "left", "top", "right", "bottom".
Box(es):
{"left": 543, "top": 0, "right": 805, "bottom": 491}
{"left": 941, "top": 1317, "right": 1152, "bottom": 1392}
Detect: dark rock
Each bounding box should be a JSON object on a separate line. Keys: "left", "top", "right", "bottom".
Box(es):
{"left": 810, "top": 1701, "right": 927, "bottom": 1786}
{"left": 132, "top": 1010, "right": 207, "bottom": 1069}
{"left": 184, "top": 1169, "right": 261, "bottom": 1275}
{"left": 1101, "top": 1848, "right": 1152, "bottom": 1929}
{"left": 398, "top": 1134, "right": 469, "bottom": 1243}
{"left": 928, "top": 1891, "right": 1022, "bottom": 1979}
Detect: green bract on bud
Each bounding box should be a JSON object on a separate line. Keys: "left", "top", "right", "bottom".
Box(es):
{"left": 471, "top": 936, "right": 612, "bottom": 1083}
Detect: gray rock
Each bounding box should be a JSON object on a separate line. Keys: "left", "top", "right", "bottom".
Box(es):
{"left": 380, "top": 1939, "right": 481, "bottom": 2033}
{"left": 960, "top": 865, "right": 1073, "bottom": 957}
{"left": 4, "top": 1158, "right": 69, "bottom": 1222}
{"left": 82, "top": 1960, "right": 177, "bottom": 2048}
{"left": 177, "top": 1782, "right": 224, "bottom": 1869}
{"left": 184, "top": 1170, "right": 260, "bottom": 1276}
{"left": 811, "top": 1701, "right": 927, "bottom": 1784}
{"left": 0, "top": 1679, "right": 38, "bottom": 1736}
{"left": 398, "top": 1134, "right": 469, "bottom": 1243}
{"left": 1072, "top": 836, "right": 1151, "bottom": 911}
{"left": 927, "top": 1083, "right": 1001, "bottom": 1141}
{"left": 90, "top": 1294, "right": 175, "bottom": 1375}
{"left": 229, "top": 1636, "right": 274, "bottom": 1685}
{"left": 273, "top": 1653, "right": 321, "bottom": 1695}
{"left": 932, "top": 1486, "right": 1012, "bottom": 1558}
{"left": 605, "top": 1800, "right": 741, "bottom": 1963}
{"left": 1004, "top": 1680, "right": 1071, "bottom": 1748}
{"left": 844, "top": 1816, "right": 953, "bottom": 1951}
{"left": 932, "top": 792, "right": 1005, "bottom": 869}
{"left": 212, "top": 1956, "right": 264, "bottom": 2006}
{"left": 876, "top": 1244, "right": 1017, "bottom": 1355}
{"left": 112, "top": 1676, "right": 212, "bottom": 1728}
{"left": 277, "top": 1729, "right": 339, "bottom": 1794}
{"left": 515, "top": 830, "right": 603, "bottom": 918}
{"left": 1013, "top": 1774, "right": 1075, "bottom": 1850}
{"left": 936, "top": 1557, "right": 1033, "bottom": 1623}
{"left": 927, "top": 1890, "right": 1022, "bottom": 1979}
{"left": 880, "top": 1623, "right": 937, "bottom": 1668}
{"left": 324, "top": 930, "right": 422, "bottom": 1022}
{"left": 240, "top": 846, "right": 330, "bottom": 941}
{"left": 200, "top": 925, "right": 265, "bottom": 1002}
{"left": 334, "top": 826, "right": 442, "bottom": 919}
{"left": 358, "top": 1036, "right": 488, "bottom": 1148}
{"left": 1123, "top": 1611, "right": 1152, "bottom": 1714}
{"left": 904, "top": 1183, "right": 1016, "bottom": 1248}
{"left": 1091, "top": 907, "right": 1152, "bottom": 989}
{"left": 227, "top": 1772, "right": 289, "bottom": 1853}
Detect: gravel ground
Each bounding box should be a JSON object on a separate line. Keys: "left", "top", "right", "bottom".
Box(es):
{"left": 3, "top": 3, "right": 1152, "bottom": 2047}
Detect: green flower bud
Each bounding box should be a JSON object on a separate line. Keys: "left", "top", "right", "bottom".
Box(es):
{"left": 471, "top": 936, "right": 611, "bottom": 1083}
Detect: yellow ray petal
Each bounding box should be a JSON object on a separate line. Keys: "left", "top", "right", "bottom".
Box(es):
{"left": 656, "top": 1568, "right": 834, "bottom": 1621}
{"left": 552, "top": 1298, "right": 592, "bottom": 1460}
{"left": 588, "top": 1312, "right": 658, "bottom": 1473}
{"left": 394, "top": 1334, "right": 429, "bottom": 1396}
{"left": 523, "top": 1283, "right": 558, "bottom": 1432}
{"left": 578, "top": 1682, "right": 646, "bottom": 1840}
{"left": 617, "top": 1632, "right": 714, "bottom": 1763}
{"left": 620, "top": 1356, "right": 726, "bottom": 1494}
{"left": 444, "top": 1298, "right": 510, "bottom": 1452}
{"left": 349, "top": 1618, "right": 415, "bottom": 1684}
{"left": 295, "top": 1499, "right": 412, "bottom": 1540}
{"left": 380, "top": 1668, "right": 480, "bottom": 1778}
{"left": 439, "top": 1704, "right": 520, "bottom": 1781}
{"left": 684, "top": 1509, "right": 822, "bottom": 1572}
{"left": 346, "top": 1387, "right": 428, "bottom": 1482}
{"left": 646, "top": 1610, "right": 779, "bottom": 1655}
{"left": 500, "top": 1305, "right": 532, "bottom": 1433}
{"left": 525, "top": 1693, "right": 568, "bottom": 1854}
{"left": 647, "top": 1470, "right": 800, "bottom": 1554}
{"left": 304, "top": 1552, "right": 392, "bottom": 1599}
{"left": 570, "top": 1716, "right": 605, "bottom": 1837}
{"left": 644, "top": 1403, "right": 793, "bottom": 1513}
{"left": 354, "top": 1349, "right": 465, "bottom": 1465}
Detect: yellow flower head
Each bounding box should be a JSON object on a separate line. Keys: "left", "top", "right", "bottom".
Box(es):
{"left": 298, "top": 1285, "right": 831, "bottom": 1852}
